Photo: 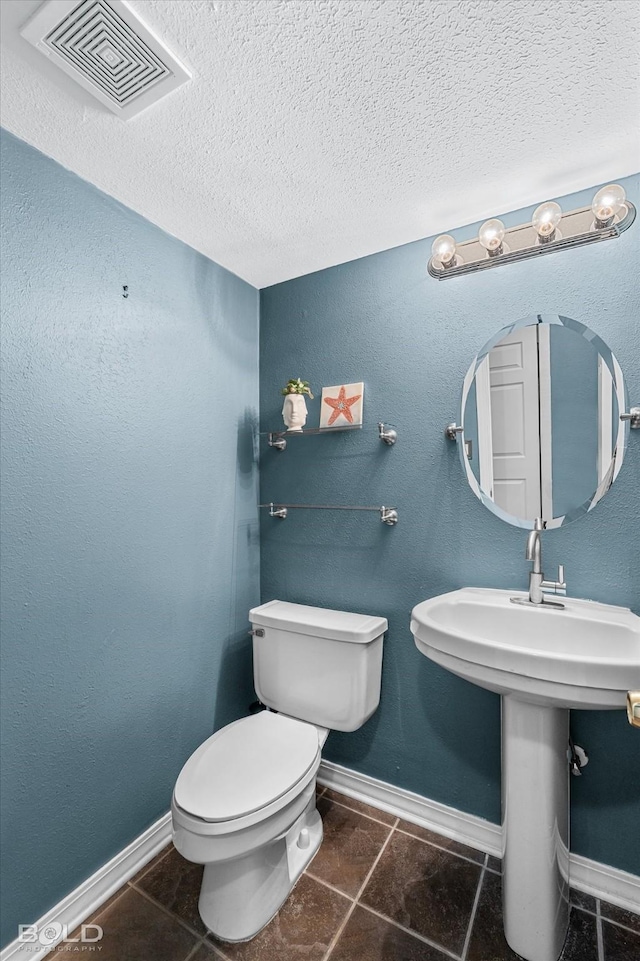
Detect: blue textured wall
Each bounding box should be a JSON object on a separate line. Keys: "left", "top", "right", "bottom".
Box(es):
{"left": 0, "top": 130, "right": 260, "bottom": 947}
{"left": 260, "top": 174, "right": 640, "bottom": 875}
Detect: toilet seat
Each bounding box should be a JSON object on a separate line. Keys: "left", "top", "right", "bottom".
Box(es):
{"left": 174, "top": 712, "right": 320, "bottom": 825}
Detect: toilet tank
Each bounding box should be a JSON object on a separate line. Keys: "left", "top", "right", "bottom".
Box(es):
{"left": 249, "top": 600, "right": 387, "bottom": 732}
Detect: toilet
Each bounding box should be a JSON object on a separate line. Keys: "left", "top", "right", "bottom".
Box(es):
{"left": 171, "top": 599, "right": 387, "bottom": 942}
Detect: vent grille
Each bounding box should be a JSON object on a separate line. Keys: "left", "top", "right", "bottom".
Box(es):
{"left": 21, "top": 0, "right": 190, "bottom": 119}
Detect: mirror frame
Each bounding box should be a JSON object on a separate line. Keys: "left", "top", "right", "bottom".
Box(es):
{"left": 459, "top": 314, "right": 629, "bottom": 530}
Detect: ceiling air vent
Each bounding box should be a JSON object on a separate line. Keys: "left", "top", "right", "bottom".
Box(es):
{"left": 21, "top": 0, "right": 191, "bottom": 119}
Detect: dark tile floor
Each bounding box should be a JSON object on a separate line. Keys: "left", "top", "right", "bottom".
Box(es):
{"left": 55, "top": 785, "right": 639, "bottom": 961}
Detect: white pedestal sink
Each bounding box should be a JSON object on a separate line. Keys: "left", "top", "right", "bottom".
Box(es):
{"left": 411, "top": 588, "right": 640, "bottom": 961}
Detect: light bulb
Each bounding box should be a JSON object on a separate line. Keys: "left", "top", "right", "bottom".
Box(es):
{"left": 591, "top": 184, "right": 626, "bottom": 226}
{"left": 532, "top": 201, "right": 562, "bottom": 241}
{"left": 431, "top": 234, "right": 457, "bottom": 267}
{"left": 478, "top": 219, "right": 505, "bottom": 255}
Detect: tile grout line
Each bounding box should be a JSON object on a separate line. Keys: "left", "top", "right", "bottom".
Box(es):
{"left": 356, "top": 901, "right": 462, "bottom": 961}
{"left": 323, "top": 790, "right": 495, "bottom": 865}
{"left": 184, "top": 944, "right": 207, "bottom": 961}
{"left": 321, "top": 794, "right": 399, "bottom": 830}
{"left": 597, "top": 912, "right": 640, "bottom": 935}
{"left": 131, "top": 879, "right": 234, "bottom": 961}
{"left": 321, "top": 808, "right": 484, "bottom": 961}
{"left": 352, "top": 814, "right": 471, "bottom": 960}
{"left": 128, "top": 881, "right": 207, "bottom": 942}
{"left": 351, "top": 820, "right": 483, "bottom": 961}
{"left": 325, "top": 789, "right": 495, "bottom": 873}
{"left": 327, "top": 793, "right": 489, "bottom": 869}
{"left": 321, "top": 818, "right": 399, "bottom": 961}
{"left": 596, "top": 898, "right": 605, "bottom": 961}
{"left": 305, "top": 871, "right": 357, "bottom": 902}
{"left": 460, "top": 861, "right": 486, "bottom": 961}
{"left": 392, "top": 825, "right": 488, "bottom": 870}
{"left": 194, "top": 924, "right": 233, "bottom": 961}
{"left": 568, "top": 890, "right": 639, "bottom": 932}
{"left": 569, "top": 899, "right": 598, "bottom": 919}
{"left": 205, "top": 938, "right": 233, "bottom": 961}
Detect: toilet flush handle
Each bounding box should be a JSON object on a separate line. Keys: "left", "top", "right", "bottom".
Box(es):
{"left": 248, "top": 629, "right": 264, "bottom": 638}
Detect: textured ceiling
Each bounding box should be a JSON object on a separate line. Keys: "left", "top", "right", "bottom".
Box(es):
{"left": 1, "top": 0, "right": 639, "bottom": 288}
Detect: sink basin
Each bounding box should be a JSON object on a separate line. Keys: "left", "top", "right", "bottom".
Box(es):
{"left": 411, "top": 587, "right": 640, "bottom": 709}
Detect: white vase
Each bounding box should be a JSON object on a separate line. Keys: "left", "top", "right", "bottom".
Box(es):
{"left": 282, "top": 393, "right": 308, "bottom": 431}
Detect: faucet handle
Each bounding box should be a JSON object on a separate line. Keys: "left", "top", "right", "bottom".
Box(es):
{"left": 542, "top": 564, "right": 566, "bottom": 596}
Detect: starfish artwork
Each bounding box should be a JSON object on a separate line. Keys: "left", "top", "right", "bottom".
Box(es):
{"left": 319, "top": 382, "right": 364, "bottom": 428}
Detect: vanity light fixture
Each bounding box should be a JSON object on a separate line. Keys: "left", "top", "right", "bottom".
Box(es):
{"left": 428, "top": 184, "right": 635, "bottom": 279}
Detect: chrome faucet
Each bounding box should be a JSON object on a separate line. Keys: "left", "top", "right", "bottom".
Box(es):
{"left": 526, "top": 518, "right": 545, "bottom": 604}
{"left": 512, "top": 518, "right": 566, "bottom": 608}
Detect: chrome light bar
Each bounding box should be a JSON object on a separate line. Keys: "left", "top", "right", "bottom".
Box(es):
{"left": 428, "top": 185, "right": 636, "bottom": 280}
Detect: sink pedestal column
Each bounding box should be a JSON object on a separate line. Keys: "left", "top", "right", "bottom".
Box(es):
{"left": 502, "top": 696, "right": 570, "bottom": 961}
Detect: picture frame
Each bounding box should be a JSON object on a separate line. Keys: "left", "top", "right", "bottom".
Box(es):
{"left": 319, "top": 382, "right": 364, "bottom": 428}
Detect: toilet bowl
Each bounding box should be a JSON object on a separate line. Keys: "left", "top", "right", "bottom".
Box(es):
{"left": 171, "top": 600, "right": 387, "bottom": 942}
{"left": 172, "top": 711, "right": 326, "bottom": 941}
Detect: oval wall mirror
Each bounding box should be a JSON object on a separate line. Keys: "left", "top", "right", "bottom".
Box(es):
{"left": 459, "top": 314, "right": 628, "bottom": 529}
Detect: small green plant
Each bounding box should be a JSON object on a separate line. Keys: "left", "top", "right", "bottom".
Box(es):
{"left": 281, "top": 377, "right": 314, "bottom": 399}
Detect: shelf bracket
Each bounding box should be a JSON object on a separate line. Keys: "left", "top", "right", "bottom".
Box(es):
{"left": 378, "top": 422, "right": 397, "bottom": 445}
{"left": 380, "top": 507, "right": 399, "bottom": 526}
{"left": 268, "top": 432, "right": 287, "bottom": 451}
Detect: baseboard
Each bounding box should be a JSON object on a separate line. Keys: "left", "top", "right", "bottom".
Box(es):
{"left": 570, "top": 851, "right": 640, "bottom": 915}
{"left": 3, "top": 763, "right": 637, "bottom": 960}
{"left": 318, "top": 759, "right": 502, "bottom": 857}
{"left": 0, "top": 813, "right": 172, "bottom": 961}
{"left": 318, "top": 760, "right": 640, "bottom": 915}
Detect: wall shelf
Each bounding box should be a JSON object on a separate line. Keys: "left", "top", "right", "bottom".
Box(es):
{"left": 261, "top": 422, "right": 398, "bottom": 525}
{"left": 260, "top": 503, "right": 399, "bottom": 525}
{"left": 264, "top": 422, "right": 397, "bottom": 450}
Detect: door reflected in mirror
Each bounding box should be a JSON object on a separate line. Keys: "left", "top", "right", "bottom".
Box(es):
{"left": 460, "top": 315, "right": 628, "bottom": 529}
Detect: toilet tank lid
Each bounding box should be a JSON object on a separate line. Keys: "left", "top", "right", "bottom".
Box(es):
{"left": 249, "top": 600, "right": 387, "bottom": 644}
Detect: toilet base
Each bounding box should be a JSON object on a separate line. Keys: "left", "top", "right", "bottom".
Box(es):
{"left": 198, "top": 795, "right": 323, "bottom": 942}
